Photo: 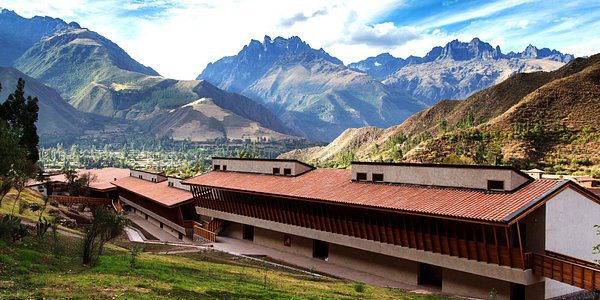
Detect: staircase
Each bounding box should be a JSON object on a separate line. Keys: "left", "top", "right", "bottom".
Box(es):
{"left": 188, "top": 218, "right": 228, "bottom": 243}
{"left": 526, "top": 251, "right": 600, "bottom": 291}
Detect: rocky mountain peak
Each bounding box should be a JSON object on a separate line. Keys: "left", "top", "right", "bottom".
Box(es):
{"left": 437, "top": 38, "right": 500, "bottom": 61}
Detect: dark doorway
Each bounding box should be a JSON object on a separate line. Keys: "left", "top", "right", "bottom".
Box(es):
{"left": 313, "top": 240, "right": 329, "bottom": 260}
{"left": 418, "top": 263, "right": 442, "bottom": 288}
{"left": 510, "top": 283, "right": 525, "bottom": 300}
{"left": 242, "top": 225, "right": 254, "bottom": 241}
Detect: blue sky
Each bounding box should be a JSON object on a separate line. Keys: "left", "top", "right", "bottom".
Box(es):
{"left": 1, "top": 0, "right": 598, "bottom": 79}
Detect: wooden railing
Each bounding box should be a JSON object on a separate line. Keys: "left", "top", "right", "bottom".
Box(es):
{"left": 193, "top": 224, "right": 216, "bottom": 242}
{"left": 207, "top": 218, "right": 225, "bottom": 233}
{"left": 51, "top": 196, "right": 111, "bottom": 205}
{"left": 527, "top": 251, "right": 600, "bottom": 291}
{"left": 112, "top": 200, "right": 123, "bottom": 213}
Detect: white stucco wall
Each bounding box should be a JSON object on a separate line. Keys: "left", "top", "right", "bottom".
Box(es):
{"left": 130, "top": 170, "right": 167, "bottom": 183}
{"left": 544, "top": 188, "right": 600, "bottom": 298}
{"left": 351, "top": 164, "right": 529, "bottom": 191}
{"left": 212, "top": 158, "right": 312, "bottom": 176}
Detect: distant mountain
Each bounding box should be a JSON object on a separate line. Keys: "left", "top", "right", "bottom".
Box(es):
{"left": 0, "top": 11, "right": 296, "bottom": 143}
{"left": 198, "top": 36, "right": 425, "bottom": 141}
{"left": 349, "top": 38, "right": 572, "bottom": 104}
{"left": 141, "top": 98, "right": 295, "bottom": 142}
{"left": 0, "top": 67, "right": 93, "bottom": 140}
{"left": 0, "top": 9, "right": 78, "bottom": 67}
{"left": 281, "top": 54, "right": 599, "bottom": 174}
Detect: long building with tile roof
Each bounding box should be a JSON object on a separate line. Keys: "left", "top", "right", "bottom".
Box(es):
{"left": 184, "top": 157, "right": 600, "bottom": 299}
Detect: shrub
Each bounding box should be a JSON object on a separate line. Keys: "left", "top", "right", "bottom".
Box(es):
{"left": 353, "top": 282, "right": 365, "bottom": 293}
{"left": 0, "top": 215, "right": 28, "bottom": 242}
{"left": 81, "top": 206, "right": 125, "bottom": 266}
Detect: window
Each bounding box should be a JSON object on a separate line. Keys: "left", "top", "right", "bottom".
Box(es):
{"left": 283, "top": 235, "right": 291, "bottom": 247}
{"left": 487, "top": 180, "right": 505, "bottom": 190}
{"left": 356, "top": 172, "right": 367, "bottom": 181}
{"left": 222, "top": 165, "right": 227, "bottom": 171}
{"left": 283, "top": 168, "right": 292, "bottom": 175}
{"left": 139, "top": 175, "right": 142, "bottom": 179}
{"left": 372, "top": 173, "right": 384, "bottom": 182}
{"left": 168, "top": 182, "right": 173, "bottom": 187}
{"left": 213, "top": 164, "right": 220, "bottom": 171}
{"left": 273, "top": 167, "right": 280, "bottom": 175}
{"left": 151, "top": 178, "right": 155, "bottom": 182}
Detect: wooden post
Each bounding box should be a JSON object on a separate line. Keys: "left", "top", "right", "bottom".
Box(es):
{"left": 516, "top": 222, "right": 525, "bottom": 269}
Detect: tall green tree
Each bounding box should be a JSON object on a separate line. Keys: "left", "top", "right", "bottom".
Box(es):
{"left": 0, "top": 78, "right": 40, "bottom": 171}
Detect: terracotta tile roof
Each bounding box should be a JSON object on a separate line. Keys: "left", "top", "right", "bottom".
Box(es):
{"left": 183, "top": 169, "right": 567, "bottom": 223}
{"left": 27, "top": 168, "right": 131, "bottom": 191}
{"left": 112, "top": 176, "right": 192, "bottom": 207}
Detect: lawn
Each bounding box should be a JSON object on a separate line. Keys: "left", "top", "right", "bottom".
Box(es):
{"left": 0, "top": 233, "right": 453, "bottom": 299}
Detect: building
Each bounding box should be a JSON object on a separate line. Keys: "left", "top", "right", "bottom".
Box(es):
{"left": 183, "top": 157, "right": 600, "bottom": 300}
{"left": 112, "top": 169, "right": 198, "bottom": 240}
{"left": 27, "top": 168, "right": 130, "bottom": 199}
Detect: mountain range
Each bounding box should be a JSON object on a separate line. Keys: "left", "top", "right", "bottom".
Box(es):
{"left": 198, "top": 36, "right": 425, "bottom": 141}
{"left": 281, "top": 54, "right": 599, "bottom": 174}
{"left": 349, "top": 38, "right": 572, "bottom": 105}
{"left": 0, "top": 9, "right": 583, "bottom": 147}
{"left": 0, "top": 9, "right": 298, "bottom": 143}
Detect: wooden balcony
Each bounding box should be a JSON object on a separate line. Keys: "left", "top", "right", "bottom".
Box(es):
{"left": 527, "top": 251, "right": 600, "bottom": 291}
{"left": 191, "top": 186, "right": 528, "bottom": 269}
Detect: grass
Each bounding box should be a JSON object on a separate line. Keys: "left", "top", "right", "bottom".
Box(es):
{"left": 0, "top": 233, "right": 452, "bottom": 299}
{"left": 0, "top": 187, "right": 82, "bottom": 235}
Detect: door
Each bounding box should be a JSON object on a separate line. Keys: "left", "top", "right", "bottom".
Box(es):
{"left": 313, "top": 240, "right": 329, "bottom": 260}
{"left": 242, "top": 225, "right": 254, "bottom": 241}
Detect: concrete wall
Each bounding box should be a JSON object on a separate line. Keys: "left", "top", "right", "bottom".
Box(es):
{"left": 253, "top": 228, "right": 314, "bottom": 258}
{"left": 521, "top": 205, "right": 546, "bottom": 253}
{"left": 168, "top": 177, "right": 190, "bottom": 191}
{"left": 544, "top": 188, "right": 600, "bottom": 298}
{"left": 351, "top": 164, "right": 530, "bottom": 191}
{"left": 130, "top": 170, "right": 167, "bottom": 183}
{"left": 212, "top": 158, "right": 312, "bottom": 176}
{"left": 442, "top": 269, "right": 511, "bottom": 300}
{"left": 329, "top": 244, "right": 419, "bottom": 285}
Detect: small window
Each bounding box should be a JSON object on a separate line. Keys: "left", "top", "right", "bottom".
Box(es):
{"left": 139, "top": 175, "right": 142, "bottom": 179}
{"left": 487, "top": 180, "right": 505, "bottom": 191}
{"left": 273, "top": 167, "right": 280, "bottom": 175}
{"left": 222, "top": 165, "right": 227, "bottom": 171}
{"left": 356, "top": 172, "right": 367, "bottom": 181}
{"left": 283, "top": 168, "right": 292, "bottom": 175}
{"left": 213, "top": 164, "right": 220, "bottom": 171}
{"left": 372, "top": 173, "right": 384, "bottom": 182}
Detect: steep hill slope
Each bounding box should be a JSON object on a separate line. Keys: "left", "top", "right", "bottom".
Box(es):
{"left": 350, "top": 38, "right": 571, "bottom": 105}
{"left": 13, "top": 27, "right": 159, "bottom": 99}
{"left": 0, "top": 9, "right": 77, "bottom": 67}
{"left": 282, "top": 55, "right": 599, "bottom": 174}
{"left": 0, "top": 67, "right": 93, "bottom": 139}
{"left": 198, "top": 36, "right": 425, "bottom": 141}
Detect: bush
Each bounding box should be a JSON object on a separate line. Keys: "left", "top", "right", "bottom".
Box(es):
{"left": 0, "top": 215, "right": 28, "bottom": 241}
{"left": 353, "top": 282, "right": 365, "bottom": 293}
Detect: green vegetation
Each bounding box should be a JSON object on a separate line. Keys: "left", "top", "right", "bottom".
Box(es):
{"left": 0, "top": 233, "right": 451, "bottom": 299}
{"left": 40, "top": 137, "right": 316, "bottom": 177}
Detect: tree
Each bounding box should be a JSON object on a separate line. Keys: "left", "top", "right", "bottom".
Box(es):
{"left": 0, "top": 78, "right": 40, "bottom": 174}
{"left": 81, "top": 206, "right": 125, "bottom": 266}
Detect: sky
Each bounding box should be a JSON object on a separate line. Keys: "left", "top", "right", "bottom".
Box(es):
{"left": 1, "top": 0, "right": 599, "bottom": 79}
